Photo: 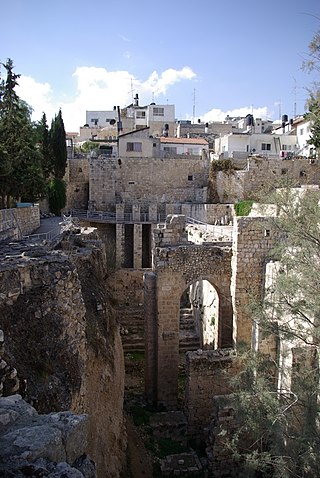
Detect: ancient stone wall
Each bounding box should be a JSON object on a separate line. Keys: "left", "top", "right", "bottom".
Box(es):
{"left": 0, "top": 235, "right": 126, "bottom": 477}
{"left": 65, "top": 158, "right": 89, "bottom": 210}
{"left": 185, "top": 350, "right": 235, "bottom": 442}
{"left": 145, "top": 216, "right": 233, "bottom": 407}
{"left": 231, "top": 216, "right": 275, "bottom": 345}
{"left": 0, "top": 205, "right": 40, "bottom": 240}
{"left": 215, "top": 157, "right": 320, "bottom": 203}
{"left": 89, "top": 156, "right": 209, "bottom": 209}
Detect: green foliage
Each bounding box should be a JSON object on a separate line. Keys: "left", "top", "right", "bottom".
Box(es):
{"left": 0, "top": 59, "right": 47, "bottom": 205}
{"left": 80, "top": 141, "right": 97, "bottom": 153}
{"left": 48, "top": 177, "right": 66, "bottom": 215}
{"left": 229, "top": 187, "right": 320, "bottom": 477}
{"left": 304, "top": 29, "right": 320, "bottom": 158}
{"left": 35, "top": 112, "right": 54, "bottom": 179}
{"left": 235, "top": 200, "right": 253, "bottom": 216}
{"left": 50, "top": 109, "right": 67, "bottom": 179}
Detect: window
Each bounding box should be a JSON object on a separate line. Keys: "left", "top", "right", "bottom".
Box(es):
{"left": 91, "top": 118, "right": 98, "bottom": 125}
{"left": 261, "top": 143, "right": 271, "bottom": 151}
{"left": 153, "top": 143, "right": 157, "bottom": 148}
{"left": 300, "top": 128, "right": 304, "bottom": 135}
{"left": 188, "top": 175, "right": 193, "bottom": 181}
{"left": 163, "top": 146, "right": 177, "bottom": 155}
{"left": 153, "top": 107, "right": 164, "bottom": 116}
{"left": 126, "top": 142, "right": 142, "bottom": 152}
{"left": 136, "top": 110, "right": 146, "bottom": 118}
{"left": 281, "top": 168, "right": 287, "bottom": 175}
{"left": 128, "top": 181, "right": 135, "bottom": 185}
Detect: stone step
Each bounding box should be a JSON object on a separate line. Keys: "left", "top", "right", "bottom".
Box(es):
{"left": 179, "top": 331, "right": 201, "bottom": 352}
{"left": 122, "top": 335, "right": 144, "bottom": 352}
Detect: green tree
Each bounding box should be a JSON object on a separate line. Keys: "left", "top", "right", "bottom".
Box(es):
{"left": 50, "top": 109, "right": 67, "bottom": 179}
{"left": 35, "top": 112, "right": 54, "bottom": 179}
{"left": 304, "top": 28, "right": 320, "bottom": 158}
{"left": 0, "top": 59, "right": 46, "bottom": 207}
{"left": 227, "top": 188, "right": 320, "bottom": 477}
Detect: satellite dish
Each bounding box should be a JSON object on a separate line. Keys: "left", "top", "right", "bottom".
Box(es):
{"left": 110, "top": 119, "right": 116, "bottom": 125}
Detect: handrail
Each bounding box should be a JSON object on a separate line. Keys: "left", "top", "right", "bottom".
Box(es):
{"left": 70, "top": 208, "right": 165, "bottom": 224}
{"left": 23, "top": 226, "right": 61, "bottom": 242}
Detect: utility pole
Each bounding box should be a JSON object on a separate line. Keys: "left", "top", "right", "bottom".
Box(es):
{"left": 192, "top": 88, "right": 196, "bottom": 124}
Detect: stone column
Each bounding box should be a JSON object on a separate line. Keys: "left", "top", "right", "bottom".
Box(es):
{"left": 144, "top": 272, "right": 158, "bottom": 404}
{"left": 132, "top": 204, "right": 140, "bottom": 222}
{"left": 148, "top": 204, "right": 158, "bottom": 223}
{"left": 155, "top": 274, "right": 180, "bottom": 409}
{"left": 134, "top": 224, "right": 142, "bottom": 269}
{"left": 116, "top": 224, "right": 125, "bottom": 268}
{"left": 116, "top": 203, "right": 124, "bottom": 222}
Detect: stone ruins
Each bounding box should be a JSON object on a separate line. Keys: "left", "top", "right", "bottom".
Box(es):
{"left": 0, "top": 140, "right": 319, "bottom": 476}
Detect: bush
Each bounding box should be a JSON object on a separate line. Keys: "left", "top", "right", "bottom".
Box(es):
{"left": 48, "top": 177, "right": 66, "bottom": 215}
{"left": 235, "top": 200, "right": 253, "bottom": 216}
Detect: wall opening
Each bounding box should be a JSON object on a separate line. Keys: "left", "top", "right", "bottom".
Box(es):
{"left": 142, "top": 224, "right": 151, "bottom": 268}
{"left": 124, "top": 224, "right": 134, "bottom": 268}
{"left": 179, "top": 279, "right": 219, "bottom": 353}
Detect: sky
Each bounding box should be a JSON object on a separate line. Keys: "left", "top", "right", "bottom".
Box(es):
{"left": 1, "top": 0, "right": 319, "bottom": 132}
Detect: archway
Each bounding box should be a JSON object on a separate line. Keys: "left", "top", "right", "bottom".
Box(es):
{"left": 179, "top": 280, "right": 219, "bottom": 352}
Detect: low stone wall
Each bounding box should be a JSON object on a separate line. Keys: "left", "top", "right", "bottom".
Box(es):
{"left": 215, "top": 157, "right": 320, "bottom": 203}
{"left": 185, "top": 349, "right": 235, "bottom": 442}
{"left": 0, "top": 205, "right": 40, "bottom": 239}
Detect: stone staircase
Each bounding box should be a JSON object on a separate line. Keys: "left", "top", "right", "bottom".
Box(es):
{"left": 179, "top": 308, "right": 200, "bottom": 352}
{"left": 119, "top": 306, "right": 201, "bottom": 353}
{"left": 119, "top": 306, "right": 145, "bottom": 352}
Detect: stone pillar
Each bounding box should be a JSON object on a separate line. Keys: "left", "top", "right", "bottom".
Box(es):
{"left": 116, "top": 203, "right": 124, "bottom": 222}
{"left": 116, "top": 224, "right": 125, "bottom": 268}
{"left": 134, "top": 224, "right": 142, "bottom": 269}
{"left": 144, "top": 272, "right": 158, "bottom": 404}
{"left": 148, "top": 204, "right": 158, "bottom": 223}
{"left": 132, "top": 204, "right": 140, "bottom": 222}
{"left": 155, "top": 274, "right": 180, "bottom": 409}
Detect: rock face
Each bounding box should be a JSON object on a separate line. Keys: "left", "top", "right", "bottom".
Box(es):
{"left": 0, "top": 394, "right": 96, "bottom": 477}
{"left": 0, "top": 232, "right": 126, "bottom": 477}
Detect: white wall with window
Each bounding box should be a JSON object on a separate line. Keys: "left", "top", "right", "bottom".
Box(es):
{"left": 85, "top": 110, "right": 117, "bottom": 128}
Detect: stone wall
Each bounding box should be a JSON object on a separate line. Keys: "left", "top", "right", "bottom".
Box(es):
{"left": 214, "top": 157, "right": 320, "bottom": 203}
{"left": 145, "top": 216, "right": 233, "bottom": 407}
{"left": 0, "top": 234, "right": 126, "bottom": 477}
{"left": 231, "top": 216, "right": 275, "bottom": 345}
{"left": 89, "top": 155, "right": 209, "bottom": 209}
{"left": 185, "top": 349, "right": 235, "bottom": 442}
{"left": 0, "top": 205, "right": 40, "bottom": 240}
{"left": 65, "top": 158, "right": 89, "bottom": 210}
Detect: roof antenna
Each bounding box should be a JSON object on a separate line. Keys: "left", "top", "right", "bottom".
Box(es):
{"left": 192, "top": 88, "right": 196, "bottom": 124}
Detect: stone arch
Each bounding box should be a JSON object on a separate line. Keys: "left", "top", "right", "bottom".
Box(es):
{"left": 144, "top": 244, "right": 233, "bottom": 408}
{"left": 180, "top": 278, "right": 219, "bottom": 351}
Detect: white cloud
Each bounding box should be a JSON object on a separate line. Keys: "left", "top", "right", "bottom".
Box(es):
{"left": 201, "top": 106, "right": 270, "bottom": 123}
{"left": 17, "top": 65, "right": 196, "bottom": 131}
{"left": 17, "top": 76, "right": 56, "bottom": 122}
{"left": 118, "top": 34, "right": 131, "bottom": 42}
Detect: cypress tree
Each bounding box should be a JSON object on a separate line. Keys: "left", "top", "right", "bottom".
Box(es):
{"left": 50, "top": 109, "right": 67, "bottom": 179}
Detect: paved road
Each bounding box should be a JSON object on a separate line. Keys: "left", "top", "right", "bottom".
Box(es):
{"left": 34, "top": 216, "right": 62, "bottom": 235}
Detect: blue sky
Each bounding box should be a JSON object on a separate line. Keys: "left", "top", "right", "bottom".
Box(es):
{"left": 1, "top": 0, "right": 319, "bottom": 131}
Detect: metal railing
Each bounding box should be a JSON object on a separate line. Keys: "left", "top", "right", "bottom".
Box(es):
{"left": 70, "top": 208, "right": 166, "bottom": 224}
{"left": 23, "top": 226, "right": 61, "bottom": 242}
{"left": 186, "top": 216, "right": 233, "bottom": 241}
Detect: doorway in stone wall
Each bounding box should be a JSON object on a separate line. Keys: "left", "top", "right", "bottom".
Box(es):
{"left": 179, "top": 279, "right": 219, "bottom": 405}
{"left": 179, "top": 279, "right": 219, "bottom": 353}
